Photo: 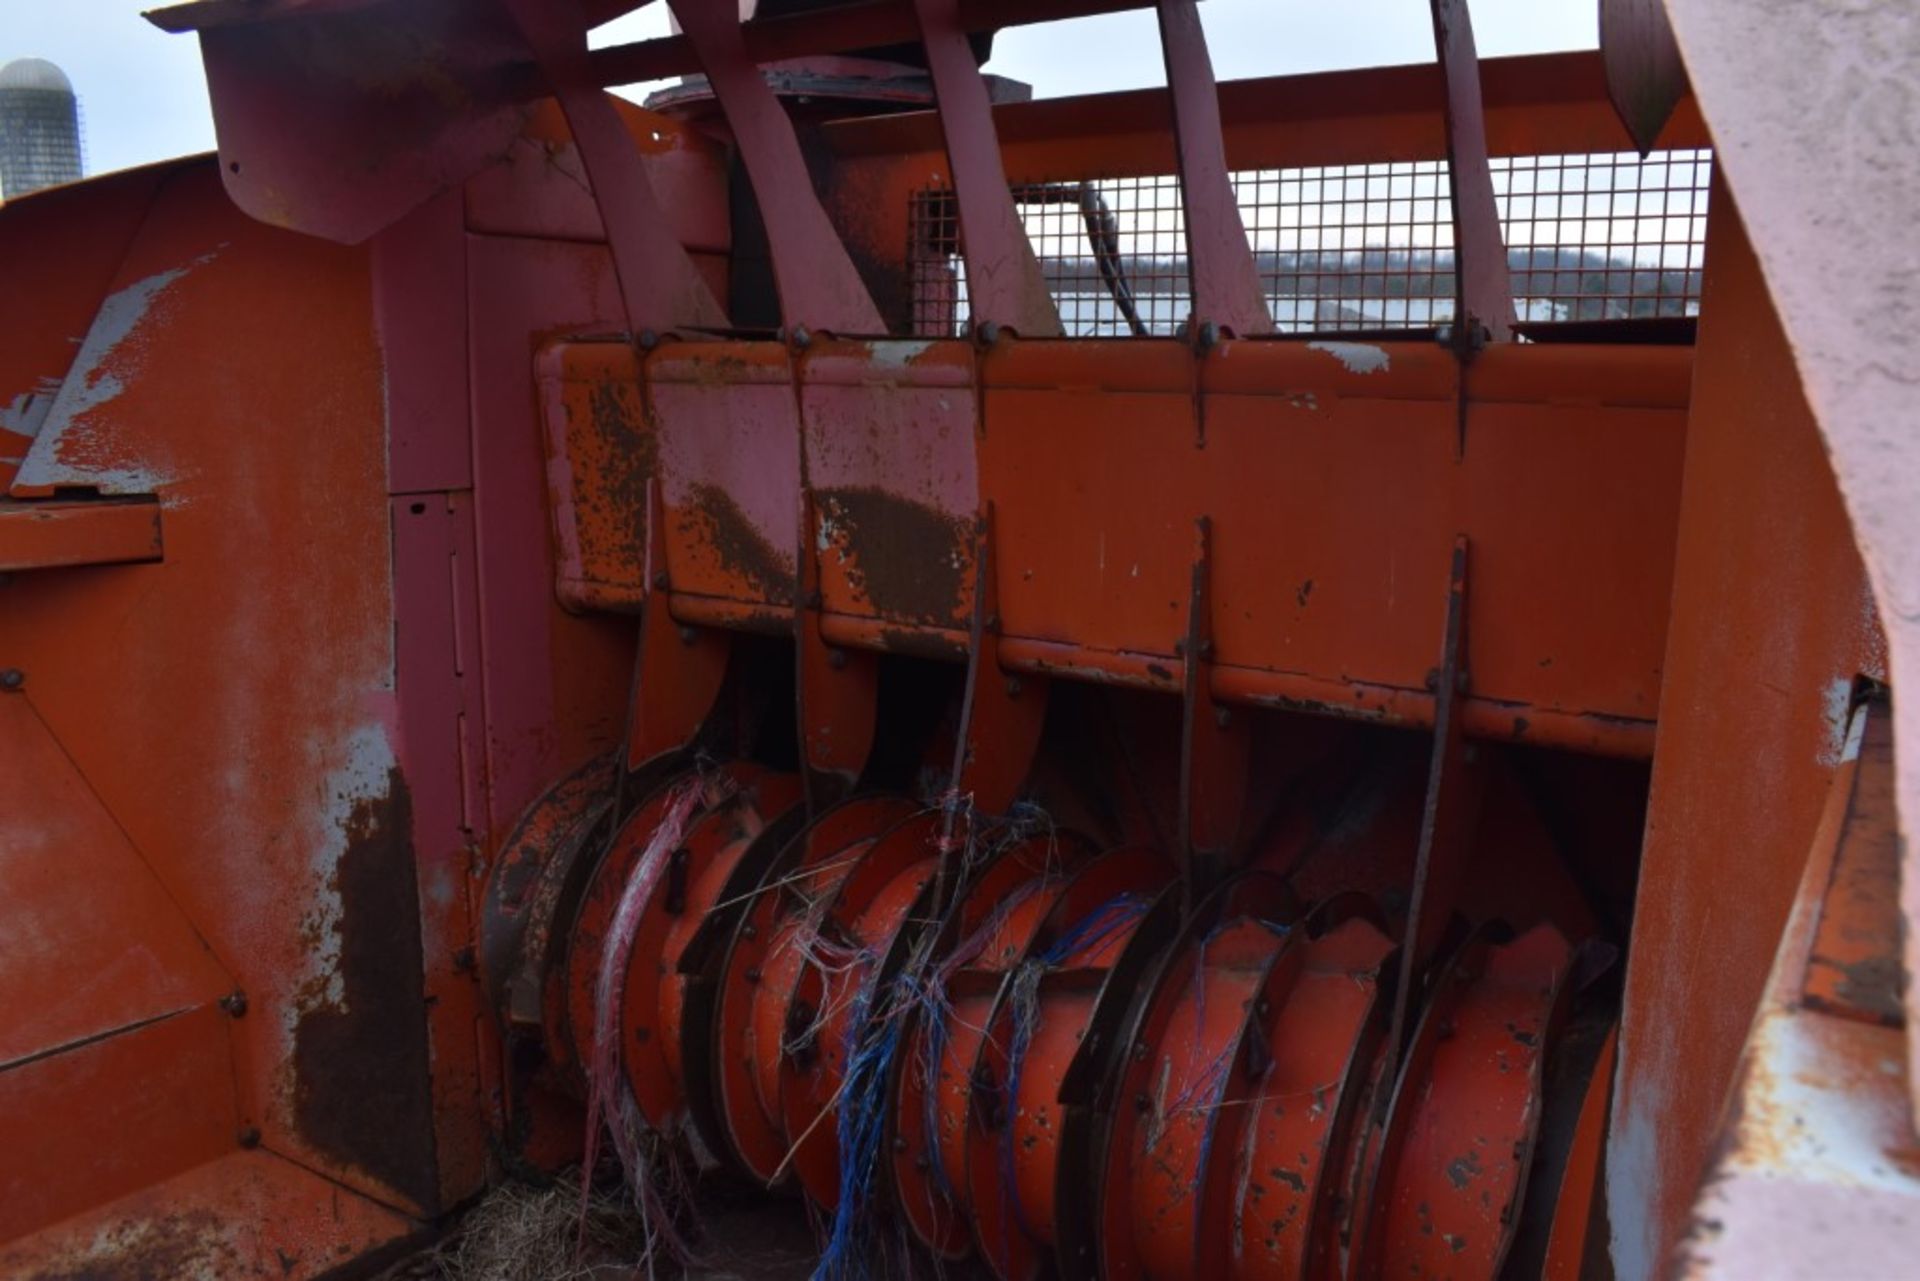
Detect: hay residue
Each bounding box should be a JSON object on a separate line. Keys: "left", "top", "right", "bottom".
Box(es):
{"left": 406, "top": 1177, "right": 652, "bottom": 1281}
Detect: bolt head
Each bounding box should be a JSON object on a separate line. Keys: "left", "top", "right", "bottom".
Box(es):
{"left": 0, "top": 668, "right": 22, "bottom": 692}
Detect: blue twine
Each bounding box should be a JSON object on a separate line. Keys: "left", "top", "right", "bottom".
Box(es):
{"left": 813, "top": 950, "right": 896, "bottom": 1281}
{"left": 992, "top": 892, "right": 1151, "bottom": 1263}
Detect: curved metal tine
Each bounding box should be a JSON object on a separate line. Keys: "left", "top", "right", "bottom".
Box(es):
{"left": 908, "top": 0, "right": 1061, "bottom": 338}
{"left": 665, "top": 0, "right": 886, "bottom": 336}
{"left": 1154, "top": 0, "right": 1272, "bottom": 337}
{"left": 1599, "top": 0, "right": 1687, "bottom": 157}
{"left": 1428, "top": 0, "right": 1515, "bottom": 345}
{"left": 505, "top": 0, "right": 728, "bottom": 335}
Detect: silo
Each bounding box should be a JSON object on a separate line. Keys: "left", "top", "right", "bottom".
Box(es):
{"left": 0, "top": 58, "right": 83, "bottom": 200}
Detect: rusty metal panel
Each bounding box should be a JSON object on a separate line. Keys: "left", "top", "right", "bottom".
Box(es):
{"left": 0, "top": 160, "right": 439, "bottom": 1212}
{"left": 0, "top": 1150, "right": 416, "bottom": 1278}
{"left": 537, "top": 340, "right": 652, "bottom": 612}
{"left": 192, "top": 0, "right": 533, "bottom": 244}
{"left": 375, "top": 190, "right": 471, "bottom": 494}
{"left": 0, "top": 695, "right": 230, "bottom": 1067}
{"left": 466, "top": 232, "right": 637, "bottom": 837}
{"left": 648, "top": 340, "right": 801, "bottom": 610}
{"left": 0, "top": 1004, "right": 237, "bottom": 1243}
{"left": 1606, "top": 186, "right": 1887, "bottom": 1281}
{"left": 1803, "top": 709, "right": 1903, "bottom": 1026}
{"left": 1657, "top": 0, "right": 1920, "bottom": 1126}
{"left": 801, "top": 338, "right": 978, "bottom": 628}
{"left": 1681, "top": 701, "right": 1919, "bottom": 1278}
{"left": 391, "top": 490, "right": 494, "bottom": 1205}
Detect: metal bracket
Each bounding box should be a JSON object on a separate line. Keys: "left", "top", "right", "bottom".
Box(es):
{"left": 945, "top": 503, "right": 1050, "bottom": 822}
{"left": 1176, "top": 516, "right": 1250, "bottom": 911}
{"left": 793, "top": 487, "right": 879, "bottom": 814}
{"left": 624, "top": 479, "right": 731, "bottom": 774}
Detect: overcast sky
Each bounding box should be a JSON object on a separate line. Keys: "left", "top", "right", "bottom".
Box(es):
{"left": 2, "top": 1, "right": 1597, "bottom": 179}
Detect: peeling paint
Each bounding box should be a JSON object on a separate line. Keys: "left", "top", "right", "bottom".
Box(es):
{"left": 0, "top": 378, "right": 62, "bottom": 439}
{"left": 14, "top": 249, "right": 221, "bottom": 494}
{"left": 295, "top": 724, "right": 400, "bottom": 1015}
{"left": 1307, "top": 341, "right": 1391, "bottom": 375}
{"left": 865, "top": 339, "right": 933, "bottom": 372}
{"left": 1816, "top": 677, "right": 1854, "bottom": 767}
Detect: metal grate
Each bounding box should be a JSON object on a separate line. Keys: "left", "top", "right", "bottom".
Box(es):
{"left": 908, "top": 149, "right": 1713, "bottom": 337}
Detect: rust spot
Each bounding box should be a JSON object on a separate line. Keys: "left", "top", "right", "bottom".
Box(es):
{"left": 1270, "top": 1165, "right": 1307, "bottom": 1194}
{"left": 25, "top": 1211, "right": 237, "bottom": 1280}
{"left": 292, "top": 769, "right": 439, "bottom": 1212}
{"left": 685, "top": 482, "right": 793, "bottom": 603}
{"left": 816, "top": 486, "right": 969, "bottom": 625}
{"left": 1445, "top": 1150, "right": 1482, "bottom": 1189}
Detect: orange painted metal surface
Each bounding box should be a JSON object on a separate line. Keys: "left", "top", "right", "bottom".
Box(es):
{"left": 1605, "top": 186, "right": 1888, "bottom": 1281}
{"left": 0, "top": 497, "right": 162, "bottom": 572}
{"left": 541, "top": 334, "right": 1688, "bottom": 757}
{"left": 5, "top": 0, "right": 1911, "bottom": 1276}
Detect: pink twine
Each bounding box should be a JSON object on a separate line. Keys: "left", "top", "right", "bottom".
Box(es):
{"left": 578, "top": 775, "right": 716, "bottom": 1265}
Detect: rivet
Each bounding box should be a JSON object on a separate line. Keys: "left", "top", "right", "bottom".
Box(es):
{"left": 977, "top": 320, "right": 1002, "bottom": 346}
{"left": 790, "top": 325, "right": 812, "bottom": 350}
{"left": 679, "top": 625, "right": 699, "bottom": 645}
{"left": 0, "top": 668, "right": 23, "bottom": 692}
{"left": 1214, "top": 706, "right": 1233, "bottom": 730}
{"left": 1004, "top": 676, "right": 1023, "bottom": 697}
{"left": 219, "top": 990, "right": 249, "bottom": 1018}
{"left": 238, "top": 1125, "right": 262, "bottom": 1149}
{"left": 637, "top": 329, "right": 660, "bottom": 351}
{"left": 828, "top": 648, "right": 848, "bottom": 670}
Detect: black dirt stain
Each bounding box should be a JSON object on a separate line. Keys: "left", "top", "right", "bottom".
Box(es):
{"left": 816, "top": 486, "right": 969, "bottom": 624}
{"left": 1446, "top": 1151, "right": 1482, "bottom": 1190}
{"left": 26, "top": 1211, "right": 238, "bottom": 1280}
{"left": 686, "top": 481, "right": 794, "bottom": 603}
{"left": 1296, "top": 579, "right": 1314, "bottom": 607}
{"left": 1271, "top": 1166, "right": 1308, "bottom": 1195}
{"left": 292, "top": 769, "right": 440, "bottom": 1213}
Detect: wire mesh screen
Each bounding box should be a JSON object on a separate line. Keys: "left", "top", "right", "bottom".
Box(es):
{"left": 908, "top": 149, "right": 1713, "bottom": 337}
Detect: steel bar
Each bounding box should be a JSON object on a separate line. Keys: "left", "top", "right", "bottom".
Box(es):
{"left": 1429, "top": 0, "right": 1516, "bottom": 346}
{"left": 505, "top": 0, "right": 728, "bottom": 335}
{"left": 666, "top": 0, "right": 886, "bottom": 335}
{"left": 1154, "top": 0, "right": 1272, "bottom": 336}
{"left": 909, "top": 0, "right": 1061, "bottom": 336}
